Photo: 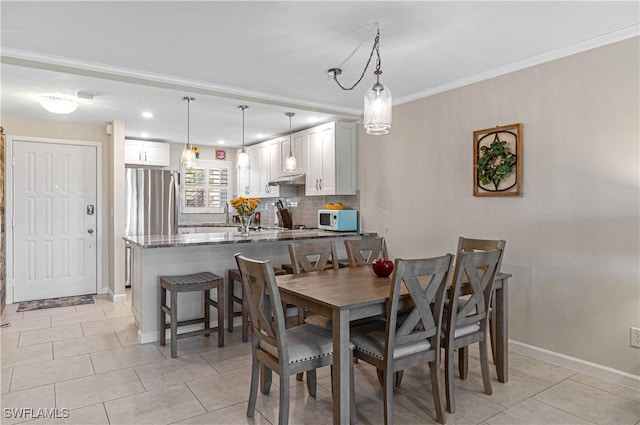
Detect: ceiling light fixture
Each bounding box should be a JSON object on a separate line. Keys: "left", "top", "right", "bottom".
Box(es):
{"left": 142, "top": 111, "right": 153, "bottom": 118}
{"left": 180, "top": 96, "right": 197, "bottom": 169}
{"left": 328, "top": 23, "right": 392, "bottom": 135}
{"left": 237, "top": 105, "right": 250, "bottom": 170}
{"left": 38, "top": 96, "right": 79, "bottom": 114}
{"left": 284, "top": 112, "right": 297, "bottom": 172}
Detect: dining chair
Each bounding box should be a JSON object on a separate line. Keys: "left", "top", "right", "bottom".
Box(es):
{"left": 344, "top": 236, "right": 388, "bottom": 267}
{"left": 350, "top": 254, "right": 454, "bottom": 425}
{"left": 444, "top": 248, "right": 503, "bottom": 414}
{"left": 235, "top": 253, "right": 355, "bottom": 425}
{"left": 455, "top": 237, "right": 506, "bottom": 377}
{"left": 288, "top": 241, "right": 340, "bottom": 327}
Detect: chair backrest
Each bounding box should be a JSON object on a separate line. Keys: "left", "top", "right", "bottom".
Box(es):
{"left": 447, "top": 248, "right": 503, "bottom": 334}
{"left": 234, "top": 253, "right": 288, "bottom": 364}
{"left": 385, "top": 254, "right": 455, "bottom": 361}
{"left": 456, "top": 237, "right": 506, "bottom": 273}
{"left": 288, "top": 241, "right": 339, "bottom": 274}
{"left": 344, "top": 237, "right": 388, "bottom": 267}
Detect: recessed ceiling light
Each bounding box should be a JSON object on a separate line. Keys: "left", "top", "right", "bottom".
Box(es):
{"left": 142, "top": 111, "right": 153, "bottom": 118}
{"left": 257, "top": 133, "right": 265, "bottom": 138}
{"left": 308, "top": 117, "right": 318, "bottom": 123}
{"left": 38, "top": 96, "right": 78, "bottom": 114}
{"left": 141, "top": 132, "right": 149, "bottom": 138}
{"left": 218, "top": 140, "right": 226, "bottom": 145}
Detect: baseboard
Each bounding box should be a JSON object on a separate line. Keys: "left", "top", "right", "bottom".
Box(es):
{"left": 509, "top": 339, "right": 640, "bottom": 390}
{"left": 106, "top": 288, "right": 127, "bottom": 303}
{"left": 138, "top": 329, "right": 158, "bottom": 344}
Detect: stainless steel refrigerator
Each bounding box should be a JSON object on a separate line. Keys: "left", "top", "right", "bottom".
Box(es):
{"left": 124, "top": 168, "right": 179, "bottom": 285}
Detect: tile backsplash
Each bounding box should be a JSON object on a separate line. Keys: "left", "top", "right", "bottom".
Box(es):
{"left": 179, "top": 190, "right": 360, "bottom": 229}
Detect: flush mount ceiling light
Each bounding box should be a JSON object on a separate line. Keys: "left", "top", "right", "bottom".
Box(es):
{"left": 328, "top": 23, "right": 392, "bottom": 135}
{"left": 38, "top": 96, "right": 79, "bottom": 114}
{"left": 237, "top": 105, "right": 250, "bottom": 170}
{"left": 284, "top": 112, "right": 297, "bottom": 172}
{"left": 180, "top": 96, "right": 197, "bottom": 169}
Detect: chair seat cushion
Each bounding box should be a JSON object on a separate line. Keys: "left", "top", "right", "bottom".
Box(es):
{"left": 259, "top": 324, "right": 353, "bottom": 364}
{"left": 453, "top": 323, "right": 480, "bottom": 338}
{"left": 350, "top": 320, "right": 431, "bottom": 360}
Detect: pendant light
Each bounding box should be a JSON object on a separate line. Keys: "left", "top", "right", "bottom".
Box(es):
{"left": 180, "top": 96, "right": 197, "bottom": 169}
{"left": 237, "top": 105, "right": 250, "bottom": 170}
{"left": 329, "top": 24, "right": 392, "bottom": 135}
{"left": 284, "top": 112, "right": 297, "bottom": 172}
{"left": 38, "top": 96, "right": 79, "bottom": 114}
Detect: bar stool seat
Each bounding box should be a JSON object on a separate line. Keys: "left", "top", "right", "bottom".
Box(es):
{"left": 227, "top": 266, "right": 286, "bottom": 342}
{"left": 159, "top": 272, "right": 224, "bottom": 358}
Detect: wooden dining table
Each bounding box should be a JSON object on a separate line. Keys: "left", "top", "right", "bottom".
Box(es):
{"left": 276, "top": 265, "right": 512, "bottom": 425}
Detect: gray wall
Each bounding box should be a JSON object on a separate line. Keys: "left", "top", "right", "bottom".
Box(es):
{"left": 358, "top": 37, "right": 639, "bottom": 375}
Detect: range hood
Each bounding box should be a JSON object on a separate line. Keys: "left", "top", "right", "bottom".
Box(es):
{"left": 268, "top": 173, "right": 306, "bottom": 186}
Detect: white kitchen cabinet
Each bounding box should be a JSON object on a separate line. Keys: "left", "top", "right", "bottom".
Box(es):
{"left": 305, "top": 121, "right": 357, "bottom": 196}
{"left": 125, "top": 140, "right": 170, "bottom": 166}
{"left": 237, "top": 139, "right": 281, "bottom": 198}
{"left": 280, "top": 129, "right": 307, "bottom": 173}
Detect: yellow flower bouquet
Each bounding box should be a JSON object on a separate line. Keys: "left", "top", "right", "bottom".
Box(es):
{"left": 230, "top": 196, "right": 261, "bottom": 235}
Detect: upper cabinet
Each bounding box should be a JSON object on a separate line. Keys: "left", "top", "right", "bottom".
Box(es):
{"left": 280, "top": 129, "right": 307, "bottom": 174}
{"left": 125, "top": 140, "right": 170, "bottom": 166}
{"left": 237, "top": 138, "right": 282, "bottom": 198}
{"left": 305, "top": 121, "right": 357, "bottom": 196}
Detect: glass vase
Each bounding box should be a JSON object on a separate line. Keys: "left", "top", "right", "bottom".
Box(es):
{"left": 239, "top": 213, "right": 253, "bottom": 236}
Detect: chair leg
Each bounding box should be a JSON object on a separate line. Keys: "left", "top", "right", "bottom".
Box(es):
{"left": 247, "top": 351, "right": 259, "bottom": 418}
{"left": 445, "top": 345, "right": 455, "bottom": 413}
{"left": 217, "top": 283, "right": 224, "bottom": 347}
{"left": 479, "top": 339, "right": 493, "bottom": 395}
{"left": 159, "top": 286, "right": 167, "bottom": 346}
{"left": 306, "top": 369, "right": 317, "bottom": 397}
{"left": 383, "top": 368, "right": 394, "bottom": 425}
{"left": 458, "top": 346, "right": 469, "bottom": 379}
{"left": 170, "top": 290, "right": 178, "bottom": 358}
{"left": 377, "top": 368, "right": 384, "bottom": 387}
{"left": 204, "top": 289, "right": 211, "bottom": 337}
{"left": 429, "top": 360, "right": 446, "bottom": 424}
{"left": 279, "top": 372, "right": 290, "bottom": 425}
{"left": 395, "top": 370, "right": 404, "bottom": 387}
{"left": 490, "top": 297, "right": 497, "bottom": 364}
{"left": 241, "top": 285, "right": 249, "bottom": 342}
{"left": 227, "top": 274, "right": 234, "bottom": 333}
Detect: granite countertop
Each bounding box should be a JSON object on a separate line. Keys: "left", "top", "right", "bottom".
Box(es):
{"left": 125, "top": 229, "right": 376, "bottom": 249}
{"left": 178, "top": 223, "right": 237, "bottom": 228}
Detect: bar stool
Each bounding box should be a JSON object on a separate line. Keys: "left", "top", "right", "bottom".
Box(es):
{"left": 159, "top": 272, "right": 224, "bottom": 358}
{"left": 227, "top": 266, "right": 286, "bottom": 342}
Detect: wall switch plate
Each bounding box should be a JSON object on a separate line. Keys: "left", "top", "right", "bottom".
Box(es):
{"left": 631, "top": 327, "right": 640, "bottom": 349}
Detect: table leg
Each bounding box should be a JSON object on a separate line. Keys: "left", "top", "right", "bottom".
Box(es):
{"left": 495, "top": 277, "right": 509, "bottom": 383}
{"left": 332, "top": 308, "right": 350, "bottom": 425}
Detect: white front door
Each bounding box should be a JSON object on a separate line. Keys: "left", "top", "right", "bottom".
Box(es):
{"left": 12, "top": 140, "right": 98, "bottom": 302}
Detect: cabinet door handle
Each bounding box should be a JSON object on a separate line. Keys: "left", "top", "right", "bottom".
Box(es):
{"left": 138, "top": 151, "right": 142, "bottom": 162}
{"left": 319, "top": 178, "right": 322, "bottom": 190}
{"left": 144, "top": 152, "right": 148, "bottom": 162}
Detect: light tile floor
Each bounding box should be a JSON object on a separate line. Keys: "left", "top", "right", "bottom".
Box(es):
{"left": 1, "top": 292, "right": 639, "bottom": 425}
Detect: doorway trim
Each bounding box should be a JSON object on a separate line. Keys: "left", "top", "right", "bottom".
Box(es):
{"left": 5, "top": 135, "right": 104, "bottom": 304}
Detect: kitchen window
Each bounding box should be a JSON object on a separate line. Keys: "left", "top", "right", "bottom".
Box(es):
{"left": 182, "top": 160, "right": 230, "bottom": 213}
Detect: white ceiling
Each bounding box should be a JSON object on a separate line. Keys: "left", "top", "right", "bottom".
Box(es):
{"left": 1, "top": 1, "right": 638, "bottom": 148}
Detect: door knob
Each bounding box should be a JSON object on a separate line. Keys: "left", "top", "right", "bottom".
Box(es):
{"left": 87, "top": 229, "right": 94, "bottom": 234}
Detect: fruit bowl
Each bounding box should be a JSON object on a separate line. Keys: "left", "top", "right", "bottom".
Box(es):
{"left": 372, "top": 258, "right": 394, "bottom": 278}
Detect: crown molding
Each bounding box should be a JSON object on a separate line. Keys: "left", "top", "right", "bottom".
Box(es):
{"left": 395, "top": 25, "right": 640, "bottom": 106}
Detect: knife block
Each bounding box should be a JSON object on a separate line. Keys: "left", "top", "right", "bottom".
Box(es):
{"left": 276, "top": 209, "right": 293, "bottom": 229}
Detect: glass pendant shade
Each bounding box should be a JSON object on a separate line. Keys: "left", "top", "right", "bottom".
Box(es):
{"left": 364, "top": 82, "right": 392, "bottom": 135}
{"left": 284, "top": 152, "right": 297, "bottom": 171}
{"left": 237, "top": 149, "right": 250, "bottom": 169}
{"left": 181, "top": 145, "right": 196, "bottom": 169}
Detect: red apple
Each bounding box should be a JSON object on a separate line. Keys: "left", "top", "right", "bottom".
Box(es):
{"left": 372, "top": 258, "right": 394, "bottom": 277}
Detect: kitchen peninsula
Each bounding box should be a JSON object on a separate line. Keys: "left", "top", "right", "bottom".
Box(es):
{"left": 125, "top": 228, "right": 375, "bottom": 343}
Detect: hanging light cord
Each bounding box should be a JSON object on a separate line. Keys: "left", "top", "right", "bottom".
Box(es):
{"left": 332, "top": 28, "right": 381, "bottom": 91}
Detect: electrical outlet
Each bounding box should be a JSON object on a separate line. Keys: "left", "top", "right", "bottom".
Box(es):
{"left": 631, "top": 327, "right": 640, "bottom": 349}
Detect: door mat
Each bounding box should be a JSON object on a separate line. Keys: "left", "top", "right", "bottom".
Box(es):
{"left": 17, "top": 295, "right": 95, "bottom": 312}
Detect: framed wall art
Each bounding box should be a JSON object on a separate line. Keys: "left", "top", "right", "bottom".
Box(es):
{"left": 215, "top": 149, "right": 226, "bottom": 160}
{"left": 473, "top": 123, "right": 522, "bottom": 197}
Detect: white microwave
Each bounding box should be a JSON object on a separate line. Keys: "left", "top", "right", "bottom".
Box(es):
{"left": 318, "top": 209, "right": 358, "bottom": 231}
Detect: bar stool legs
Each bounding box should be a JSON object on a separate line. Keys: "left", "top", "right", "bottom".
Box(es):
{"left": 159, "top": 272, "right": 224, "bottom": 358}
